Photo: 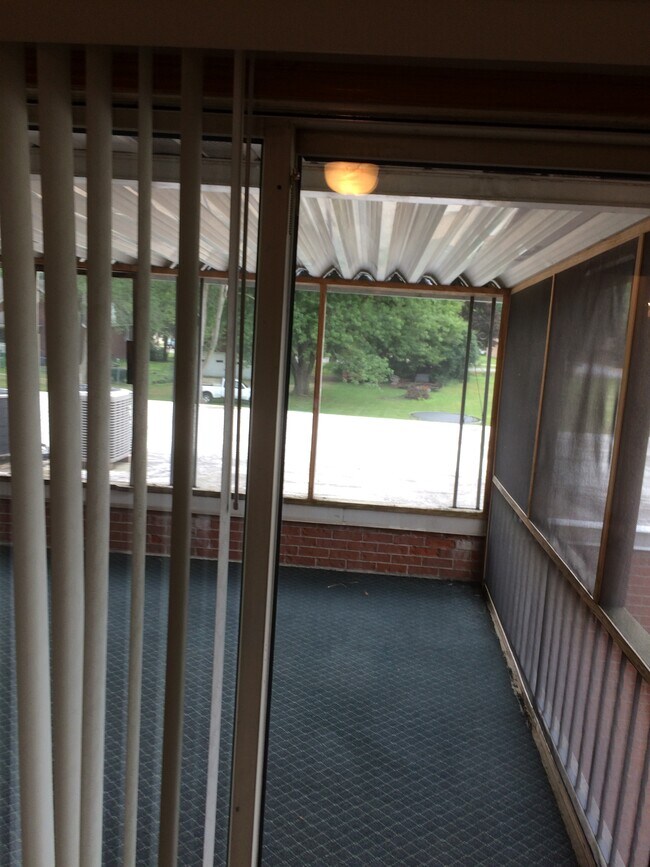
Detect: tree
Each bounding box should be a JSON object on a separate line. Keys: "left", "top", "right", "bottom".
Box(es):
{"left": 150, "top": 278, "right": 176, "bottom": 360}
{"left": 290, "top": 290, "right": 320, "bottom": 395}
{"left": 462, "top": 299, "right": 502, "bottom": 352}
{"left": 200, "top": 281, "right": 228, "bottom": 375}
{"left": 324, "top": 294, "right": 395, "bottom": 385}
{"left": 288, "top": 291, "right": 474, "bottom": 394}
{"left": 106, "top": 276, "right": 177, "bottom": 361}
{"left": 111, "top": 277, "right": 134, "bottom": 337}
{"left": 372, "top": 296, "right": 473, "bottom": 382}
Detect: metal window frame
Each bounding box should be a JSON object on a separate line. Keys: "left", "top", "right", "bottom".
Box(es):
{"left": 227, "top": 119, "right": 299, "bottom": 866}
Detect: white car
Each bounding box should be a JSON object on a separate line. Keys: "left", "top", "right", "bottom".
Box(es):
{"left": 201, "top": 378, "right": 251, "bottom": 404}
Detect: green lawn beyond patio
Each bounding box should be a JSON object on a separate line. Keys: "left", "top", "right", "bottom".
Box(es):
{"left": 288, "top": 374, "right": 494, "bottom": 421}
{"left": 0, "top": 363, "right": 494, "bottom": 422}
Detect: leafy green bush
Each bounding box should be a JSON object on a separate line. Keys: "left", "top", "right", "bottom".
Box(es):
{"left": 333, "top": 350, "right": 393, "bottom": 385}
{"left": 150, "top": 344, "right": 167, "bottom": 362}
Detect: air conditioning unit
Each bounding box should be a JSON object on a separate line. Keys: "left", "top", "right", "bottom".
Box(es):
{"left": 79, "top": 387, "right": 133, "bottom": 464}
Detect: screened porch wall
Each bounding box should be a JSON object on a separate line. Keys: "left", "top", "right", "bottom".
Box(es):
{"left": 485, "top": 232, "right": 650, "bottom": 867}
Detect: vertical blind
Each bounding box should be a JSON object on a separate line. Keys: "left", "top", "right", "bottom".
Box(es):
{"left": 81, "top": 46, "right": 113, "bottom": 866}
{"left": 123, "top": 46, "right": 152, "bottom": 867}
{"left": 0, "top": 44, "right": 262, "bottom": 866}
{"left": 0, "top": 44, "right": 55, "bottom": 867}
{"left": 38, "top": 45, "right": 87, "bottom": 867}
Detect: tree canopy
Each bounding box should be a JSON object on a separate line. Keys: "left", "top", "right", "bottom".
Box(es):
{"left": 462, "top": 298, "right": 501, "bottom": 352}
{"left": 290, "top": 289, "right": 320, "bottom": 396}
{"left": 290, "top": 290, "right": 476, "bottom": 395}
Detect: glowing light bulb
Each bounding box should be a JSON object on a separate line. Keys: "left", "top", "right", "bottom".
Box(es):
{"left": 324, "top": 162, "right": 379, "bottom": 196}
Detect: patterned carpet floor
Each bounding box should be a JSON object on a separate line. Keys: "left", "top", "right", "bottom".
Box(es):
{"left": 0, "top": 551, "right": 576, "bottom": 865}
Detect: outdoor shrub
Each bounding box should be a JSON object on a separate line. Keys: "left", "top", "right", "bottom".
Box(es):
{"left": 150, "top": 344, "right": 167, "bottom": 362}
{"left": 405, "top": 383, "right": 431, "bottom": 400}
{"left": 333, "top": 350, "right": 393, "bottom": 386}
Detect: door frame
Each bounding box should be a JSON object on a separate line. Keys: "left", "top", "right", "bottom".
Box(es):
{"left": 225, "top": 116, "right": 650, "bottom": 866}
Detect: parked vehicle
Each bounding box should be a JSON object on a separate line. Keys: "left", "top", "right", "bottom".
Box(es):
{"left": 201, "top": 378, "right": 251, "bottom": 403}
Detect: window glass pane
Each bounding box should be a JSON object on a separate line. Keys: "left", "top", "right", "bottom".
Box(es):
{"left": 602, "top": 240, "right": 650, "bottom": 649}
{"left": 195, "top": 275, "right": 256, "bottom": 494}
{"left": 454, "top": 298, "right": 501, "bottom": 510}
{"left": 78, "top": 272, "right": 176, "bottom": 490}
{"left": 19, "top": 274, "right": 136, "bottom": 488}
{"left": 494, "top": 280, "right": 552, "bottom": 509}
{"left": 29, "top": 272, "right": 85, "bottom": 483}
{"left": 145, "top": 277, "right": 177, "bottom": 486}
{"left": 0, "top": 270, "right": 22, "bottom": 475}
{"left": 622, "top": 541, "right": 650, "bottom": 638}
{"left": 195, "top": 156, "right": 260, "bottom": 496}
{"left": 73, "top": 275, "right": 135, "bottom": 487}
{"left": 284, "top": 284, "right": 319, "bottom": 499}
{"left": 107, "top": 277, "right": 133, "bottom": 484}
{"left": 531, "top": 242, "right": 637, "bottom": 592}
{"left": 229, "top": 276, "right": 256, "bottom": 499}
{"left": 313, "top": 291, "right": 485, "bottom": 509}
{"left": 196, "top": 278, "right": 230, "bottom": 491}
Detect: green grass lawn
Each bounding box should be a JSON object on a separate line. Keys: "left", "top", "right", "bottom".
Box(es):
{"left": 0, "top": 360, "right": 175, "bottom": 400}
{"left": 289, "top": 372, "right": 495, "bottom": 420}
{"left": 0, "top": 360, "right": 495, "bottom": 421}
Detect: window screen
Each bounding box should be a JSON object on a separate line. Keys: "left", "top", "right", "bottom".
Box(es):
{"left": 494, "top": 279, "right": 552, "bottom": 509}
{"left": 601, "top": 235, "right": 650, "bottom": 643}
{"left": 531, "top": 242, "right": 637, "bottom": 593}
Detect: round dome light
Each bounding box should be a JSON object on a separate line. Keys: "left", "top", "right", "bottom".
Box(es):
{"left": 324, "top": 162, "right": 379, "bottom": 196}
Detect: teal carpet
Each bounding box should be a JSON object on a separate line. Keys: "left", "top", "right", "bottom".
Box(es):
{"left": 0, "top": 551, "right": 576, "bottom": 865}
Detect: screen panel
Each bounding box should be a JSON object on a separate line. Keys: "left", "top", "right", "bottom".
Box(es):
{"left": 601, "top": 235, "right": 650, "bottom": 646}
{"left": 494, "top": 279, "right": 552, "bottom": 509}
{"left": 531, "top": 241, "right": 637, "bottom": 593}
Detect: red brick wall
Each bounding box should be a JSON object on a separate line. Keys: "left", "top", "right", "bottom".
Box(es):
{"left": 278, "top": 523, "right": 482, "bottom": 580}
{"left": 0, "top": 499, "right": 484, "bottom": 581}
{"left": 112, "top": 508, "right": 484, "bottom": 581}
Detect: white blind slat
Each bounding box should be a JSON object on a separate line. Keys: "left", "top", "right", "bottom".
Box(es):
{"left": 38, "top": 44, "right": 86, "bottom": 867}
{"left": 202, "top": 48, "right": 246, "bottom": 867}
{"left": 123, "top": 45, "right": 153, "bottom": 867}
{"left": 158, "top": 49, "right": 203, "bottom": 867}
{"left": 0, "top": 43, "right": 56, "bottom": 867}
{"left": 80, "top": 46, "right": 113, "bottom": 867}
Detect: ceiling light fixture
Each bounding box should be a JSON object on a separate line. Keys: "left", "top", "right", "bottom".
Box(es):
{"left": 324, "top": 162, "right": 379, "bottom": 196}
